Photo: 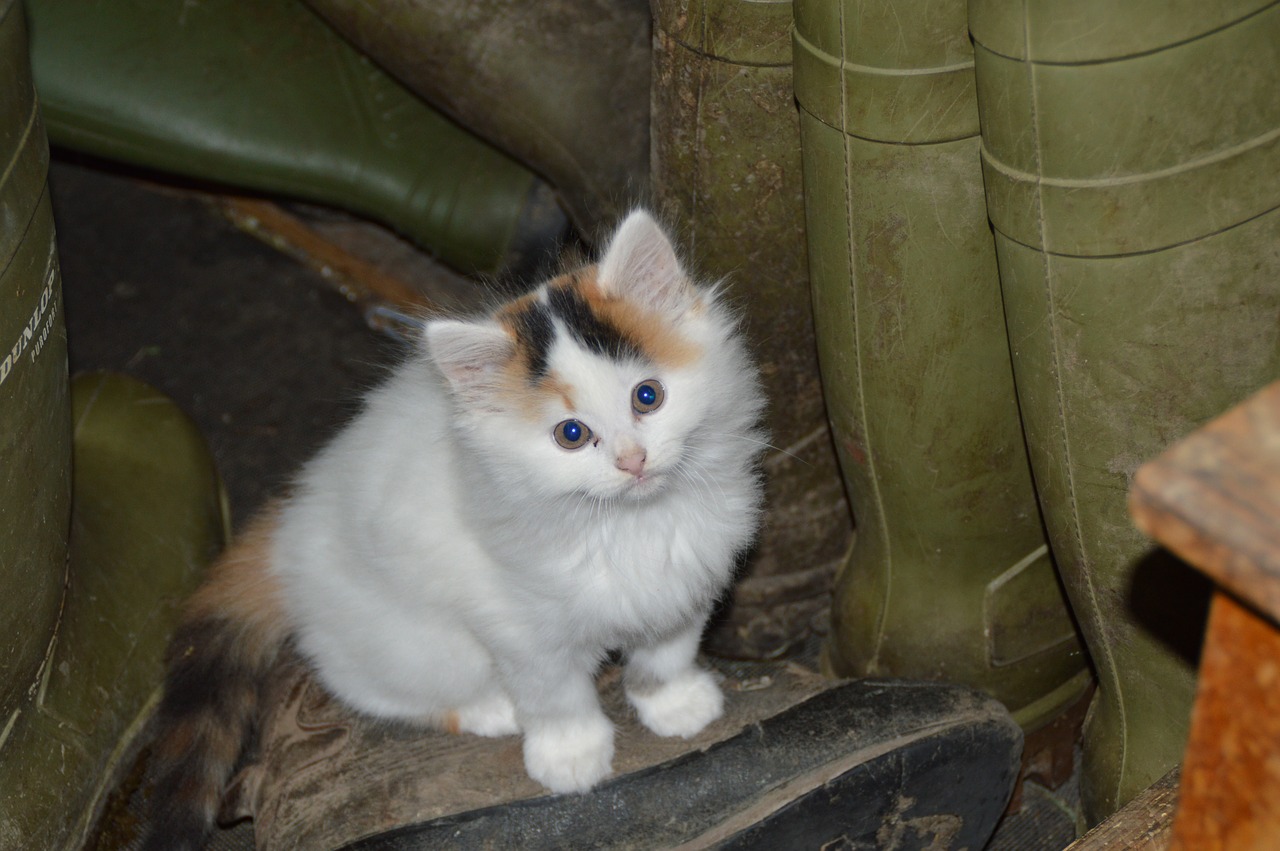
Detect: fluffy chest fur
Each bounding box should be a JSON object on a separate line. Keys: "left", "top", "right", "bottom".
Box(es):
{"left": 473, "top": 474, "right": 752, "bottom": 649}
{"left": 276, "top": 341, "right": 761, "bottom": 675}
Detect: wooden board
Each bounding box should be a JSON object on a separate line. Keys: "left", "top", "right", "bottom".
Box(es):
{"left": 1129, "top": 380, "right": 1280, "bottom": 850}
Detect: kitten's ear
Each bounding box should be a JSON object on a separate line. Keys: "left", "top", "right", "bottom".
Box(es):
{"left": 424, "top": 319, "right": 513, "bottom": 395}
{"left": 597, "top": 210, "right": 692, "bottom": 313}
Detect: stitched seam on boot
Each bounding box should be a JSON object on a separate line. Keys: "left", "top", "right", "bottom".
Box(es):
{"left": 838, "top": 1, "right": 891, "bottom": 667}
{"left": 1022, "top": 1, "right": 1125, "bottom": 787}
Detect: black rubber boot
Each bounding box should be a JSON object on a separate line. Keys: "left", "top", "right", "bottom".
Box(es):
{"left": 217, "top": 657, "right": 1022, "bottom": 850}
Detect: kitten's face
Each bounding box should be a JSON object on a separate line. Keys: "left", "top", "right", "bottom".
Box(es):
{"left": 519, "top": 335, "right": 701, "bottom": 501}
{"left": 426, "top": 210, "right": 760, "bottom": 505}
{"left": 460, "top": 272, "right": 715, "bottom": 503}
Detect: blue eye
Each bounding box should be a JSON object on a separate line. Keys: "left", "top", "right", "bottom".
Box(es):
{"left": 553, "top": 419, "right": 592, "bottom": 450}
{"left": 632, "top": 380, "right": 665, "bottom": 414}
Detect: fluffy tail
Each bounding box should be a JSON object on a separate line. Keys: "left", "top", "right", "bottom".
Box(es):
{"left": 141, "top": 508, "right": 291, "bottom": 851}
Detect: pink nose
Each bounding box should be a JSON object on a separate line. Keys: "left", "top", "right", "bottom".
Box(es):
{"left": 615, "top": 450, "right": 647, "bottom": 477}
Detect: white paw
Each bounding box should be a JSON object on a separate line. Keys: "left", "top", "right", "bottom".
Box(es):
{"left": 627, "top": 669, "right": 724, "bottom": 738}
{"left": 454, "top": 692, "right": 520, "bottom": 737}
{"left": 522, "top": 716, "right": 614, "bottom": 794}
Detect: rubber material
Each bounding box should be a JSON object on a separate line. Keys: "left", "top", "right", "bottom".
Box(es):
{"left": 25, "top": 0, "right": 558, "bottom": 276}
{"left": 8, "top": 374, "right": 227, "bottom": 848}
{"left": 1, "top": 10, "right": 225, "bottom": 845}
{"left": 971, "top": 0, "right": 1280, "bottom": 823}
{"left": 0, "top": 0, "right": 69, "bottom": 731}
{"left": 303, "top": 0, "right": 651, "bottom": 239}
{"left": 339, "top": 680, "right": 1021, "bottom": 851}
{"left": 794, "top": 0, "right": 1089, "bottom": 730}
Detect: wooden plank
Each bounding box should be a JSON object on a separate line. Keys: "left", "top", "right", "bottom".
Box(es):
{"left": 1169, "top": 591, "right": 1280, "bottom": 850}
{"left": 1129, "top": 381, "right": 1280, "bottom": 624}
{"left": 1066, "top": 768, "right": 1177, "bottom": 851}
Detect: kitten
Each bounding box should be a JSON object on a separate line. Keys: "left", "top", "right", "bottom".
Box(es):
{"left": 141, "top": 210, "right": 767, "bottom": 851}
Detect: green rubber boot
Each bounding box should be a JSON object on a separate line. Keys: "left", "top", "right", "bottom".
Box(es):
{"left": 651, "top": 0, "right": 853, "bottom": 659}
{"left": 970, "top": 0, "right": 1280, "bottom": 823}
{"left": 793, "top": 0, "right": 1090, "bottom": 730}
{"left": 0, "top": 5, "right": 225, "bottom": 843}
{"left": 303, "top": 0, "right": 651, "bottom": 239}
{"left": 0, "top": 4, "right": 73, "bottom": 839}
{"left": 24, "top": 0, "right": 562, "bottom": 276}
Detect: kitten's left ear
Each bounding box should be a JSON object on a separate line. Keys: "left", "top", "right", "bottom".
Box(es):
{"left": 598, "top": 210, "right": 693, "bottom": 314}
{"left": 424, "top": 319, "right": 513, "bottom": 397}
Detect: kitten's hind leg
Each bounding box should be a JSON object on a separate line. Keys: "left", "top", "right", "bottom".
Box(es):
{"left": 625, "top": 621, "right": 724, "bottom": 738}
{"left": 449, "top": 689, "right": 520, "bottom": 737}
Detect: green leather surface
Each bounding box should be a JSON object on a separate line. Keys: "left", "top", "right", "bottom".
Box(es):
{"left": 795, "top": 0, "right": 1088, "bottom": 730}
{"left": 25, "top": 0, "right": 543, "bottom": 276}
{"left": 971, "top": 0, "right": 1280, "bottom": 823}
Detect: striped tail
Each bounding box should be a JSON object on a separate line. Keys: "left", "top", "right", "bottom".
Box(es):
{"left": 141, "top": 508, "right": 291, "bottom": 851}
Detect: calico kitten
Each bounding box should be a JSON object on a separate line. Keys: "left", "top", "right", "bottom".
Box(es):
{"left": 141, "top": 210, "right": 767, "bottom": 850}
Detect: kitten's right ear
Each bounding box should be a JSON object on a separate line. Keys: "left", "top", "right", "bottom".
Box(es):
{"left": 598, "top": 210, "right": 691, "bottom": 314}
{"left": 424, "top": 319, "right": 513, "bottom": 395}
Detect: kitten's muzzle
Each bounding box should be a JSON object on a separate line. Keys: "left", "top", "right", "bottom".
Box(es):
{"left": 615, "top": 449, "right": 647, "bottom": 478}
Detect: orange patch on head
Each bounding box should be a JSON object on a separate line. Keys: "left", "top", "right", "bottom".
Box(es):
{"left": 485, "top": 369, "right": 578, "bottom": 424}
{"left": 494, "top": 290, "right": 541, "bottom": 334}
{"left": 569, "top": 267, "right": 701, "bottom": 369}
{"left": 478, "top": 265, "right": 701, "bottom": 422}
{"left": 494, "top": 293, "right": 551, "bottom": 386}
{"left": 479, "top": 355, "right": 551, "bottom": 422}
{"left": 538, "top": 371, "right": 577, "bottom": 412}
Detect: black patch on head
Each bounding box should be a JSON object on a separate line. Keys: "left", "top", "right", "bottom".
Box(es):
{"left": 547, "top": 283, "right": 641, "bottom": 365}
{"left": 508, "top": 299, "right": 556, "bottom": 379}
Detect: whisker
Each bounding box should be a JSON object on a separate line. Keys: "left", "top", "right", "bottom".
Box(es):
{"left": 678, "top": 458, "right": 728, "bottom": 505}
{"left": 702, "top": 431, "right": 812, "bottom": 466}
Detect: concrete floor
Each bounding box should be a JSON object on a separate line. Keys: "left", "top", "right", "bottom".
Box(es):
{"left": 52, "top": 156, "right": 1079, "bottom": 851}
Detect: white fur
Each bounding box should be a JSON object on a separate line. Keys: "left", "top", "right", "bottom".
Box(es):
{"left": 270, "top": 210, "right": 766, "bottom": 794}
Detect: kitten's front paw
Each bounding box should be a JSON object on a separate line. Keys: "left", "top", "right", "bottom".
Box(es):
{"left": 523, "top": 715, "right": 614, "bottom": 794}
{"left": 627, "top": 669, "right": 724, "bottom": 738}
